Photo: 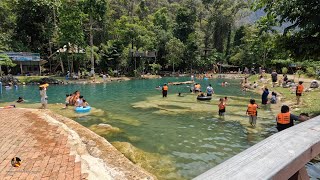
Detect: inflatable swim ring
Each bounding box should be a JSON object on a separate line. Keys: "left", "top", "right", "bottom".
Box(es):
{"left": 75, "top": 106, "right": 91, "bottom": 113}
{"left": 197, "top": 96, "right": 212, "bottom": 101}
{"left": 204, "top": 77, "right": 208, "bottom": 80}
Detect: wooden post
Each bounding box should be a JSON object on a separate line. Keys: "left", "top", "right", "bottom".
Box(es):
{"left": 289, "top": 167, "right": 309, "bottom": 180}
{"left": 39, "top": 62, "right": 41, "bottom": 76}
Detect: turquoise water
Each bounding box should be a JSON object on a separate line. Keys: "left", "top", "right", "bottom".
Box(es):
{"left": 0, "top": 77, "right": 277, "bottom": 179}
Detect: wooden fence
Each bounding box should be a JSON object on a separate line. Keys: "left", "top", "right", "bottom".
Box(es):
{"left": 194, "top": 115, "right": 320, "bottom": 180}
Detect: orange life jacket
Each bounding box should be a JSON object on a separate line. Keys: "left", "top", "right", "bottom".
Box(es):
{"left": 296, "top": 84, "right": 304, "bottom": 94}
{"left": 163, "top": 85, "right": 168, "bottom": 91}
{"left": 218, "top": 103, "right": 225, "bottom": 110}
{"left": 277, "top": 112, "right": 291, "bottom": 124}
{"left": 247, "top": 104, "right": 258, "bottom": 116}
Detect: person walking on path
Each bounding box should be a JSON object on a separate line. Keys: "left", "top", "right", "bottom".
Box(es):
{"left": 206, "top": 84, "right": 214, "bottom": 96}
{"left": 271, "top": 70, "right": 278, "bottom": 87}
{"left": 296, "top": 81, "right": 304, "bottom": 105}
{"left": 261, "top": 87, "right": 269, "bottom": 105}
{"left": 276, "top": 105, "right": 308, "bottom": 131}
{"left": 162, "top": 83, "right": 168, "bottom": 98}
{"left": 247, "top": 99, "right": 259, "bottom": 127}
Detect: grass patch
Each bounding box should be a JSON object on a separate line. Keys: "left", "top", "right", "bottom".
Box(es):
{"left": 248, "top": 74, "right": 320, "bottom": 117}
{"left": 15, "top": 76, "right": 46, "bottom": 83}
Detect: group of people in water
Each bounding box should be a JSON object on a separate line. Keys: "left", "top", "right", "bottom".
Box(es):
{"left": 64, "top": 90, "right": 89, "bottom": 108}
{"left": 159, "top": 73, "right": 310, "bottom": 131}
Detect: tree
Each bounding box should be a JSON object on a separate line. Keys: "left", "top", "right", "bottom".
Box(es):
{"left": 0, "top": 54, "right": 16, "bottom": 76}
{"left": 174, "top": 7, "right": 196, "bottom": 43}
{"left": 0, "top": 0, "right": 16, "bottom": 51}
{"left": 149, "top": 63, "right": 162, "bottom": 74}
{"left": 13, "top": 0, "right": 56, "bottom": 53}
{"left": 153, "top": 8, "right": 171, "bottom": 31}
{"left": 165, "top": 37, "right": 185, "bottom": 72}
{"left": 256, "top": 0, "right": 320, "bottom": 59}
{"left": 58, "top": 0, "right": 86, "bottom": 74}
{"left": 82, "top": 0, "right": 108, "bottom": 75}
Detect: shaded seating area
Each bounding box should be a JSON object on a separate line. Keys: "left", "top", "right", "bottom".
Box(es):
{"left": 1, "top": 52, "right": 46, "bottom": 75}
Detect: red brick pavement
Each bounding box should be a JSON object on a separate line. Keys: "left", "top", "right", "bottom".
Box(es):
{"left": 0, "top": 109, "right": 87, "bottom": 180}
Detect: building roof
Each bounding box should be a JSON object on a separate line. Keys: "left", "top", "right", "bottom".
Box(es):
{"left": 1, "top": 52, "right": 41, "bottom": 62}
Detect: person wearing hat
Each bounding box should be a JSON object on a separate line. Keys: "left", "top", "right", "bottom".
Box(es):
{"left": 162, "top": 83, "right": 168, "bottom": 98}
{"left": 39, "top": 82, "right": 49, "bottom": 109}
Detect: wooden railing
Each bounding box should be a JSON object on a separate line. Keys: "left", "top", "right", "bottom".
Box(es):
{"left": 194, "top": 116, "right": 320, "bottom": 180}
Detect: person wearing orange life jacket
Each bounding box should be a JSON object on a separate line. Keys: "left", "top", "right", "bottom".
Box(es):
{"left": 276, "top": 105, "right": 308, "bottom": 132}
{"left": 296, "top": 81, "right": 304, "bottom": 105}
{"left": 246, "top": 99, "right": 259, "bottom": 127}
{"left": 218, "top": 98, "right": 226, "bottom": 116}
{"left": 162, "top": 83, "right": 168, "bottom": 98}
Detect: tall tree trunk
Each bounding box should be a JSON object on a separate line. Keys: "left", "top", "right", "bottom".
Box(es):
{"left": 172, "top": 62, "right": 175, "bottom": 73}
{"left": 0, "top": 65, "right": 2, "bottom": 76}
{"left": 90, "top": 15, "right": 95, "bottom": 76}
{"left": 71, "top": 55, "right": 74, "bottom": 73}
{"left": 60, "top": 57, "right": 65, "bottom": 74}
{"left": 225, "top": 23, "right": 232, "bottom": 62}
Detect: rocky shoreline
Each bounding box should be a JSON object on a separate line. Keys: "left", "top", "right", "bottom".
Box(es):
{"left": 36, "top": 109, "right": 156, "bottom": 180}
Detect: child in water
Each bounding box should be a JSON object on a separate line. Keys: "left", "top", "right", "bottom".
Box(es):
{"left": 64, "top": 94, "right": 71, "bottom": 108}
{"left": 82, "top": 99, "right": 89, "bottom": 108}
{"left": 218, "top": 98, "right": 226, "bottom": 116}
{"left": 16, "top": 97, "right": 24, "bottom": 103}
{"left": 246, "top": 99, "right": 259, "bottom": 127}
{"left": 270, "top": 92, "right": 277, "bottom": 104}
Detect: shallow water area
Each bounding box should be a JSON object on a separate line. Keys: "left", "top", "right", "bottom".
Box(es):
{"left": 0, "top": 77, "right": 279, "bottom": 179}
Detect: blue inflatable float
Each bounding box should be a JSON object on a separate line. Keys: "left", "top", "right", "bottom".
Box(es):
{"left": 75, "top": 106, "right": 91, "bottom": 113}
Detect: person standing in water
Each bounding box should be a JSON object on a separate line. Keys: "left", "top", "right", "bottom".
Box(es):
{"left": 296, "top": 81, "right": 304, "bottom": 105}
{"left": 206, "top": 84, "right": 214, "bottom": 96}
{"left": 162, "top": 83, "right": 168, "bottom": 98}
{"left": 276, "top": 105, "right": 308, "bottom": 131}
{"left": 218, "top": 98, "right": 226, "bottom": 116}
{"left": 247, "top": 99, "right": 259, "bottom": 127}
{"left": 261, "top": 87, "right": 269, "bottom": 105}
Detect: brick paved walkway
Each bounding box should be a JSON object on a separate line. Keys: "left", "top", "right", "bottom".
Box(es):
{"left": 0, "top": 109, "right": 86, "bottom": 180}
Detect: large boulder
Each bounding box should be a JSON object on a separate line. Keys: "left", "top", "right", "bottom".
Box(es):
{"left": 0, "top": 75, "right": 19, "bottom": 86}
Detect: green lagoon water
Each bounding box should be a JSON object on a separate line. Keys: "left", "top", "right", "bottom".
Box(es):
{"left": 0, "top": 77, "right": 278, "bottom": 179}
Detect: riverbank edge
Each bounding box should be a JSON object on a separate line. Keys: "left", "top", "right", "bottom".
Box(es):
{"left": 10, "top": 73, "right": 247, "bottom": 86}
{"left": 26, "top": 108, "right": 156, "bottom": 180}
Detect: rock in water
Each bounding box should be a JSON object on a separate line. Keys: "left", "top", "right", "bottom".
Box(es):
{"left": 97, "top": 123, "right": 113, "bottom": 129}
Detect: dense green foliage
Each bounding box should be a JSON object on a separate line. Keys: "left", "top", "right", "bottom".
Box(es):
{"left": 0, "top": 0, "right": 319, "bottom": 76}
